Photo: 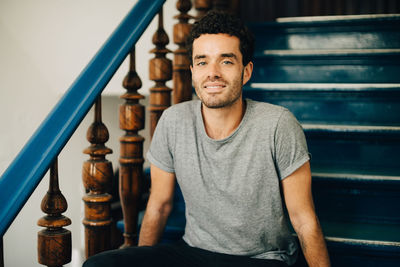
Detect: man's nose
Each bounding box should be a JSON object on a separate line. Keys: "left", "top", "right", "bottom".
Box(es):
{"left": 207, "top": 63, "right": 221, "bottom": 80}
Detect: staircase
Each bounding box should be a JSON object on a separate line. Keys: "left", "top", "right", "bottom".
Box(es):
{"left": 244, "top": 14, "right": 400, "bottom": 266}
{"left": 125, "top": 13, "right": 400, "bottom": 267}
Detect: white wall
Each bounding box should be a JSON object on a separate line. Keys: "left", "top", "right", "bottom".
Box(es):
{"left": 0, "top": 0, "right": 181, "bottom": 266}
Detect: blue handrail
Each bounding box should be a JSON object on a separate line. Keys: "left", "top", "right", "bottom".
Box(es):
{"left": 0, "top": 0, "right": 166, "bottom": 237}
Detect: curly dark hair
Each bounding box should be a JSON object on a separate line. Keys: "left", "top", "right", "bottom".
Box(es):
{"left": 187, "top": 10, "right": 254, "bottom": 66}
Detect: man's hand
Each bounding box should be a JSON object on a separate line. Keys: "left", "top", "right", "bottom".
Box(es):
{"left": 282, "top": 161, "right": 331, "bottom": 267}
{"left": 138, "top": 164, "right": 176, "bottom": 246}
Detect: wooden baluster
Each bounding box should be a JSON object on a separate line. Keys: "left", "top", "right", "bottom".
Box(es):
{"left": 173, "top": 0, "right": 193, "bottom": 104}
{"left": 119, "top": 48, "right": 145, "bottom": 247}
{"left": 37, "top": 159, "right": 71, "bottom": 267}
{"left": 82, "top": 97, "right": 113, "bottom": 258}
{"left": 194, "top": 0, "right": 212, "bottom": 19}
{"left": 149, "top": 9, "right": 172, "bottom": 138}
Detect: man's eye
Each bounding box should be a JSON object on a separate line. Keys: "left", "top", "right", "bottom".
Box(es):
{"left": 196, "top": 62, "right": 206, "bottom": 66}
{"left": 222, "top": 61, "right": 233, "bottom": 65}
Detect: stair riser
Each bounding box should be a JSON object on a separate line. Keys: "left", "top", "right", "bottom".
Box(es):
{"left": 244, "top": 90, "right": 400, "bottom": 125}
{"left": 249, "top": 19, "right": 400, "bottom": 51}
{"left": 307, "top": 136, "right": 400, "bottom": 174}
{"left": 313, "top": 179, "right": 400, "bottom": 224}
{"left": 254, "top": 31, "right": 400, "bottom": 52}
{"left": 251, "top": 56, "right": 400, "bottom": 83}
{"left": 294, "top": 237, "right": 400, "bottom": 267}
{"left": 327, "top": 241, "right": 400, "bottom": 267}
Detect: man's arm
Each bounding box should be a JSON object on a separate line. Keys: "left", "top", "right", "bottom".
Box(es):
{"left": 138, "top": 164, "right": 176, "bottom": 246}
{"left": 281, "top": 161, "right": 331, "bottom": 267}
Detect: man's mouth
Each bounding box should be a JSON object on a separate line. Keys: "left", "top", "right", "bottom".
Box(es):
{"left": 203, "top": 83, "right": 226, "bottom": 93}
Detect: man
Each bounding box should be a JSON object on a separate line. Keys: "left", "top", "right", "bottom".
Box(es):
{"left": 84, "top": 11, "right": 330, "bottom": 267}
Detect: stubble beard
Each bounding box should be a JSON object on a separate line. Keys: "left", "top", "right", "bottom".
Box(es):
{"left": 195, "top": 71, "right": 244, "bottom": 109}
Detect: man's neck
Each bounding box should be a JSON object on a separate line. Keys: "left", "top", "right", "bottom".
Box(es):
{"left": 201, "top": 98, "right": 246, "bottom": 140}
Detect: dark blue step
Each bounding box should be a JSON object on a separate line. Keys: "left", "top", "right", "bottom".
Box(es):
{"left": 321, "top": 221, "right": 400, "bottom": 243}
{"left": 325, "top": 237, "right": 400, "bottom": 267}
{"left": 251, "top": 49, "right": 400, "bottom": 83}
{"left": 293, "top": 223, "right": 400, "bottom": 267}
{"left": 243, "top": 83, "right": 400, "bottom": 126}
{"left": 304, "top": 124, "right": 400, "bottom": 175}
{"left": 312, "top": 172, "right": 400, "bottom": 224}
{"left": 248, "top": 14, "right": 400, "bottom": 52}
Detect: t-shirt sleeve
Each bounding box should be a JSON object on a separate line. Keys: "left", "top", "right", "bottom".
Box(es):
{"left": 146, "top": 110, "right": 175, "bottom": 173}
{"left": 274, "top": 109, "right": 310, "bottom": 180}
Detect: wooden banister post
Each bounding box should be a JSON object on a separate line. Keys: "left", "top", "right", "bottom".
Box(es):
{"left": 149, "top": 8, "right": 172, "bottom": 138}
{"left": 82, "top": 97, "right": 113, "bottom": 258}
{"left": 194, "top": 0, "right": 212, "bottom": 19}
{"left": 119, "top": 48, "right": 145, "bottom": 247}
{"left": 37, "top": 159, "right": 71, "bottom": 267}
{"left": 173, "top": 0, "right": 193, "bottom": 104}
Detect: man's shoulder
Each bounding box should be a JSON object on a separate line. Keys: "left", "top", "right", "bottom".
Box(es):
{"left": 162, "top": 100, "right": 199, "bottom": 120}
{"left": 247, "top": 99, "right": 288, "bottom": 119}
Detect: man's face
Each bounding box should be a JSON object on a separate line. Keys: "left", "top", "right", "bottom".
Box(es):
{"left": 190, "top": 34, "right": 253, "bottom": 109}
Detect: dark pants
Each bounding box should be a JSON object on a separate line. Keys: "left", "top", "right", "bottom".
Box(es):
{"left": 83, "top": 240, "right": 288, "bottom": 267}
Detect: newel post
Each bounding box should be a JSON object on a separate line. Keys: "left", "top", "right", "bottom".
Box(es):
{"left": 82, "top": 97, "right": 113, "bottom": 258}
{"left": 149, "top": 8, "right": 173, "bottom": 137}
{"left": 37, "top": 159, "right": 71, "bottom": 267}
{"left": 173, "top": 0, "right": 193, "bottom": 104}
{"left": 119, "top": 48, "right": 145, "bottom": 247}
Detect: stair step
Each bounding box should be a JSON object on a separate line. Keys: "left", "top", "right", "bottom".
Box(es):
{"left": 277, "top": 14, "right": 400, "bottom": 23}
{"left": 251, "top": 50, "right": 400, "bottom": 83}
{"left": 248, "top": 83, "right": 400, "bottom": 92}
{"left": 248, "top": 14, "right": 400, "bottom": 51}
{"left": 322, "top": 221, "right": 400, "bottom": 243}
{"left": 244, "top": 83, "right": 400, "bottom": 125}
{"left": 312, "top": 172, "right": 400, "bottom": 224}
{"left": 304, "top": 124, "right": 400, "bottom": 175}
{"left": 303, "top": 123, "right": 400, "bottom": 136}
{"left": 313, "top": 172, "right": 400, "bottom": 183}
{"left": 261, "top": 48, "right": 400, "bottom": 57}
{"left": 325, "top": 235, "right": 400, "bottom": 267}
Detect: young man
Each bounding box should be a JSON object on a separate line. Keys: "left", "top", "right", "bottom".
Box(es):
{"left": 84, "top": 11, "right": 330, "bottom": 267}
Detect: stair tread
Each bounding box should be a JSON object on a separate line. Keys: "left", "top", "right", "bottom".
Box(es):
{"left": 243, "top": 83, "right": 400, "bottom": 126}
{"left": 312, "top": 172, "right": 400, "bottom": 184}
{"left": 302, "top": 123, "right": 400, "bottom": 132}
{"left": 321, "top": 220, "right": 400, "bottom": 244}
{"left": 251, "top": 58, "right": 400, "bottom": 83}
{"left": 276, "top": 14, "right": 400, "bottom": 24}
{"left": 246, "top": 83, "right": 400, "bottom": 92}
{"left": 260, "top": 48, "right": 400, "bottom": 57}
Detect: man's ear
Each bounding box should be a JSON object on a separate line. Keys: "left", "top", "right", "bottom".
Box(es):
{"left": 242, "top": 61, "right": 253, "bottom": 85}
{"left": 190, "top": 64, "right": 193, "bottom": 74}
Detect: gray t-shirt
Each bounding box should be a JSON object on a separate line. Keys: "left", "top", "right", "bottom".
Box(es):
{"left": 147, "top": 99, "right": 310, "bottom": 265}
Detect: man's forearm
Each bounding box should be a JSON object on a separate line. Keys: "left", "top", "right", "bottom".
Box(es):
{"left": 295, "top": 218, "right": 330, "bottom": 267}
{"left": 138, "top": 204, "right": 171, "bottom": 246}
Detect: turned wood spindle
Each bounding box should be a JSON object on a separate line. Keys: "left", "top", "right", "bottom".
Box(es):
{"left": 37, "top": 159, "right": 71, "bottom": 267}
{"left": 82, "top": 97, "right": 113, "bottom": 258}
{"left": 194, "top": 0, "right": 212, "bottom": 19}
{"left": 149, "top": 9, "right": 172, "bottom": 138}
{"left": 119, "top": 48, "right": 145, "bottom": 247}
{"left": 173, "top": 0, "right": 193, "bottom": 104}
